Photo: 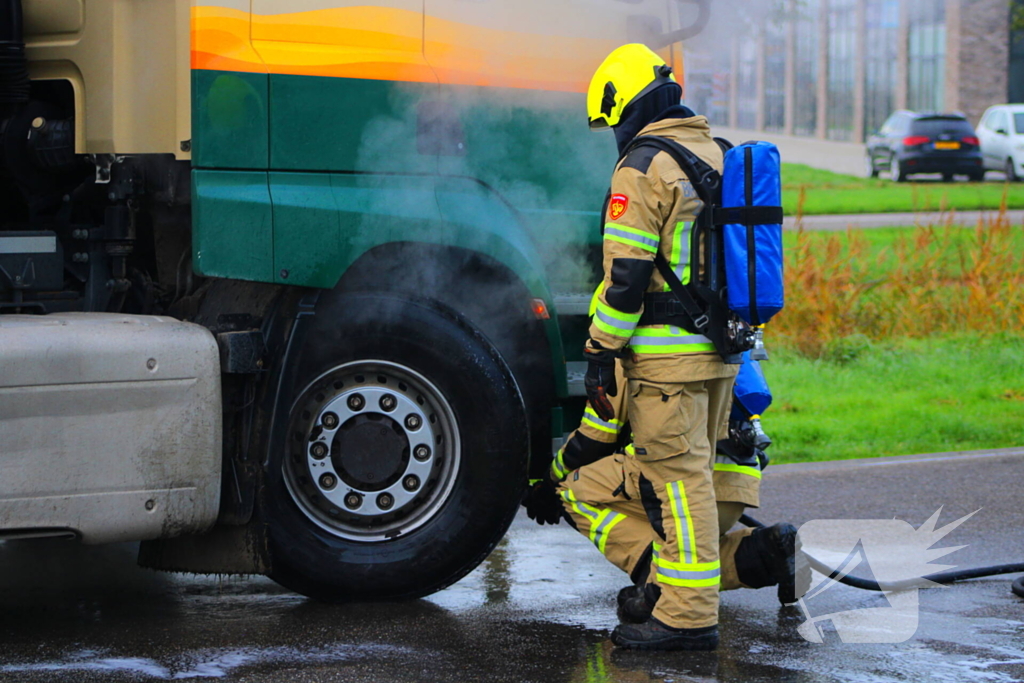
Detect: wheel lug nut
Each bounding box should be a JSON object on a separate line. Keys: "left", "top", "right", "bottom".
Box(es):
{"left": 377, "top": 493, "right": 394, "bottom": 510}
{"left": 379, "top": 394, "right": 397, "bottom": 412}
{"left": 322, "top": 412, "right": 340, "bottom": 428}
{"left": 319, "top": 473, "right": 337, "bottom": 490}
{"left": 414, "top": 445, "right": 431, "bottom": 461}
{"left": 405, "top": 414, "right": 422, "bottom": 430}
{"left": 403, "top": 475, "right": 420, "bottom": 492}
{"left": 346, "top": 394, "right": 364, "bottom": 411}
{"left": 344, "top": 493, "right": 362, "bottom": 509}
{"left": 311, "top": 442, "right": 328, "bottom": 459}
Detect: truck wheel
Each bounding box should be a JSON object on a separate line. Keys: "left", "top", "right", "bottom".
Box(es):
{"left": 263, "top": 293, "right": 528, "bottom": 601}
{"left": 1007, "top": 158, "right": 1019, "bottom": 182}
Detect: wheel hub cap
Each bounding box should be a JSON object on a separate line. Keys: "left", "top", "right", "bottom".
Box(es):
{"left": 284, "top": 361, "right": 461, "bottom": 543}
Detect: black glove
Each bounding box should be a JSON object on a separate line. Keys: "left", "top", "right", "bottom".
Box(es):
{"left": 584, "top": 343, "right": 618, "bottom": 422}
{"left": 523, "top": 478, "right": 563, "bottom": 525}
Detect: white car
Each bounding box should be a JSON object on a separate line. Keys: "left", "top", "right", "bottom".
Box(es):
{"left": 977, "top": 104, "right": 1024, "bottom": 181}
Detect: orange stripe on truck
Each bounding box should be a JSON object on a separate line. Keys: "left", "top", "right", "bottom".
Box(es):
{"left": 191, "top": 5, "right": 664, "bottom": 93}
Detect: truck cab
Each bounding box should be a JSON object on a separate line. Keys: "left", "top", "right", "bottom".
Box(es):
{"left": 0, "top": 0, "right": 700, "bottom": 599}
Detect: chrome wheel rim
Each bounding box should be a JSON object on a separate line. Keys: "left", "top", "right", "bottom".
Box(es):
{"left": 284, "top": 360, "right": 461, "bottom": 543}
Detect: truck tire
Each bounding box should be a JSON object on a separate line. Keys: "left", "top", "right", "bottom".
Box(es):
{"left": 263, "top": 293, "right": 528, "bottom": 601}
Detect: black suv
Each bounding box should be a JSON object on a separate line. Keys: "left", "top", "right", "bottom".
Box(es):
{"left": 866, "top": 111, "right": 984, "bottom": 182}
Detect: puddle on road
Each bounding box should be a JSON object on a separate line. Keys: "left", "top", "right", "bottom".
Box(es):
{"left": 1, "top": 526, "right": 1022, "bottom": 682}
{"left": 0, "top": 644, "right": 412, "bottom": 680}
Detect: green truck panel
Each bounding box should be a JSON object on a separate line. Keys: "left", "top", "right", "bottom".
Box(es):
{"left": 268, "top": 75, "right": 438, "bottom": 174}
{"left": 192, "top": 71, "right": 270, "bottom": 170}
{"left": 192, "top": 170, "right": 274, "bottom": 282}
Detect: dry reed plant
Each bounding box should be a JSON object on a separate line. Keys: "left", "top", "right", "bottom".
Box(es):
{"left": 771, "top": 190, "right": 1024, "bottom": 357}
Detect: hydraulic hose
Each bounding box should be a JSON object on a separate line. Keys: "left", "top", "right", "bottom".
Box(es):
{"left": 740, "top": 514, "right": 1024, "bottom": 597}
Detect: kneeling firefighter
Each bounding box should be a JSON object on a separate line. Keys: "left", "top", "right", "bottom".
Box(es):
{"left": 548, "top": 43, "right": 787, "bottom": 650}
{"left": 526, "top": 355, "right": 797, "bottom": 625}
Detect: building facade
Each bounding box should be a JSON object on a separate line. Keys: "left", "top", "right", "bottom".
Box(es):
{"left": 685, "top": 0, "right": 1015, "bottom": 141}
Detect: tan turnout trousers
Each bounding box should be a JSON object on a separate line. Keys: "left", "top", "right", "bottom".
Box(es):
{"left": 555, "top": 362, "right": 763, "bottom": 627}
{"left": 559, "top": 376, "right": 732, "bottom": 628}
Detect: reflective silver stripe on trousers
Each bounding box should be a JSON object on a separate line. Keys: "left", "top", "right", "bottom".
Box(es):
{"left": 592, "top": 512, "right": 619, "bottom": 547}
{"left": 668, "top": 481, "right": 693, "bottom": 564}
{"left": 657, "top": 566, "right": 721, "bottom": 581}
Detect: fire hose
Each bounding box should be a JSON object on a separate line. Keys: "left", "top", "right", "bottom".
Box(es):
{"left": 740, "top": 514, "right": 1024, "bottom": 599}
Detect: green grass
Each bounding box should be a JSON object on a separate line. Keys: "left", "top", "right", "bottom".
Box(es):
{"left": 781, "top": 163, "right": 1024, "bottom": 216}
{"left": 762, "top": 334, "right": 1024, "bottom": 463}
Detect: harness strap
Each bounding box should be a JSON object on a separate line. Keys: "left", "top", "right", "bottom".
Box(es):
{"left": 713, "top": 205, "right": 784, "bottom": 226}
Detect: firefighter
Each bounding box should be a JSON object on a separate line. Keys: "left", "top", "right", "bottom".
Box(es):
{"left": 574, "top": 43, "right": 772, "bottom": 650}
{"left": 525, "top": 359, "right": 797, "bottom": 626}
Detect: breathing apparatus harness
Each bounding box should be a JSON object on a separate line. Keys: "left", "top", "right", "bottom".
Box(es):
{"left": 615, "top": 134, "right": 783, "bottom": 364}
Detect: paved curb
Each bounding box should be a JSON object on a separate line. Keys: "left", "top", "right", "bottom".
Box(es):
{"left": 768, "top": 446, "right": 1024, "bottom": 475}
{"left": 791, "top": 210, "right": 1024, "bottom": 231}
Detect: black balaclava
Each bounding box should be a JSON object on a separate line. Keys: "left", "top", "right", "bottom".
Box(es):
{"left": 613, "top": 82, "right": 693, "bottom": 155}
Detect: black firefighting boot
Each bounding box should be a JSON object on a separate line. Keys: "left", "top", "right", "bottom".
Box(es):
{"left": 612, "top": 619, "right": 719, "bottom": 651}
{"left": 735, "top": 522, "right": 798, "bottom": 605}
{"left": 617, "top": 543, "right": 655, "bottom": 623}
{"left": 618, "top": 583, "right": 660, "bottom": 624}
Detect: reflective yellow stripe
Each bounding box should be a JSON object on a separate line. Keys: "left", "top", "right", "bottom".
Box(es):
{"left": 713, "top": 463, "right": 763, "bottom": 479}
{"left": 582, "top": 406, "right": 623, "bottom": 435}
{"left": 656, "top": 573, "right": 721, "bottom": 588}
{"left": 667, "top": 480, "right": 698, "bottom": 565}
{"left": 561, "top": 490, "right": 602, "bottom": 531}
{"left": 604, "top": 223, "right": 659, "bottom": 254}
{"left": 628, "top": 326, "right": 716, "bottom": 354}
{"left": 588, "top": 282, "right": 604, "bottom": 318}
{"left": 590, "top": 510, "right": 626, "bottom": 554}
{"left": 593, "top": 316, "right": 634, "bottom": 339}
{"left": 596, "top": 300, "right": 641, "bottom": 324}
{"left": 593, "top": 300, "right": 642, "bottom": 339}
{"left": 667, "top": 481, "right": 687, "bottom": 563}
{"left": 589, "top": 509, "right": 611, "bottom": 544}
{"left": 664, "top": 220, "right": 692, "bottom": 291}
{"left": 563, "top": 491, "right": 625, "bottom": 557}
{"left": 679, "top": 482, "right": 698, "bottom": 563}
{"left": 656, "top": 558, "right": 720, "bottom": 572}
{"left": 600, "top": 513, "right": 626, "bottom": 554}
{"left": 551, "top": 448, "right": 568, "bottom": 481}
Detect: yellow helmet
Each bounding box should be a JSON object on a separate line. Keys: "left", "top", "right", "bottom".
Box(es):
{"left": 587, "top": 44, "right": 677, "bottom": 130}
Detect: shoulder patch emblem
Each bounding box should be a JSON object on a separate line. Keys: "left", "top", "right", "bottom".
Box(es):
{"left": 609, "top": 194, "right": 629, "bottom": 221}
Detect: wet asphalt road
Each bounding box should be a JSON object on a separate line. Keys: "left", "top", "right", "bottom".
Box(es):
{"left": 1, "top": 448, "right": 1022, "bottom": 683}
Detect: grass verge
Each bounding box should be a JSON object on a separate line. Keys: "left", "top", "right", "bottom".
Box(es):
{"left": 782, "top": 163, "right": 1024, "bottom": 215}
{"left": 763, "top": 334, "right": 1024, "bottom": 463}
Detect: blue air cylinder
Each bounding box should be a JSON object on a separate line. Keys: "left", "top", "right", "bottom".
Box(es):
{"left": 731, "top": 352, "right": 772, "bottom": 420}
{"left": 721, "top": 141, "right": 785, "bottom": 325}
